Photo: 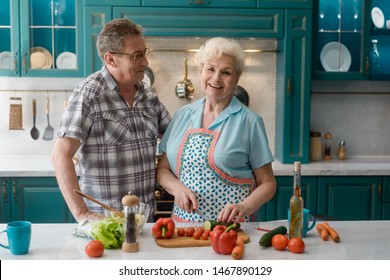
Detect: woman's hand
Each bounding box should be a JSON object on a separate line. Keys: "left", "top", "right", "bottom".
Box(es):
{"left": 174, "top": 185, "right": 198, "bottom": 214}
{"left": 218, "top": 203, "right": 248, "bottom": 223}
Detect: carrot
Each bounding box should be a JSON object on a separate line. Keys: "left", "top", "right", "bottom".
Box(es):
{"left": 322, "top": 222, "right": 340, "bottom": 243}
{"left": 231, "top": 237, "right": 244, "bottom": 260}
{"left": 236, "top": 236, "right": 244, "bottom": 247}
{"left": 316, "top": 224, "right": 329, "bottom": 241}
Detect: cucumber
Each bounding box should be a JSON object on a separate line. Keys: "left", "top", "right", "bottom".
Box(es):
{"left": 204, "top": 220, "right": 241, "bottom": 231}
{"left": 259, "top": 226, "right": 288, "bottom": 246}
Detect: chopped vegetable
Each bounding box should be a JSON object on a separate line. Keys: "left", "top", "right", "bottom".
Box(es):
{"left": 204, "top": 220, "right": 241, "bottom": 231}
{"left": 152, "top": 217, "right": 175, "bottom": 239}
{"left": 316, "top": 223, "right": 329, "bottom": 241}
{"left": 321, "top": 222, "right": 340, "bottom": 242}
{"left": 90, "top": 216, "right": 124, "bottom": 249}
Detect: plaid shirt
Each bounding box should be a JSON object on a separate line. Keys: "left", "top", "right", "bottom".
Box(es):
{"left": 58, "top": 67, "right": 170, "bottom": 219}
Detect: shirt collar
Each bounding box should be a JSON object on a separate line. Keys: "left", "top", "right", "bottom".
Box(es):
{"left": 188, "top": 96, "right": 243, "bottom": 129}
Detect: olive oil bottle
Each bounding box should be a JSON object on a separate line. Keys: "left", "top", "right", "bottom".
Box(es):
{"left": 289, "top": 161, "right": 304, "bottom": 239}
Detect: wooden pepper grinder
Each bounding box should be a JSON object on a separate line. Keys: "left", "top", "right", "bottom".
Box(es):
{"left": 122, "top": 191, "right": 139, "bottom": 253}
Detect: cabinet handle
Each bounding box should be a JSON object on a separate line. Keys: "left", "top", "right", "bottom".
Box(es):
{"left": 2, "top": 180, "right": 7, "bottom": 202}
{"left": 13, "top": 53, "right": 18, "bottom": 74}
{"left": 377, "top": 179, "right": 382, "bottom": 201}
{"left": 189, "top": 1, "right": 210, "bottom": 5}
{"left": 13, "top": 180, "right": 17, "bottom": 202}
{"left": 23, "top": 53, "right": 27, "bottom": 74}
{"left": 287, "top": 77, "right": 292, "bottom": 96}
{"left": 365, "top": 56, "right": 369, "bottom": 77}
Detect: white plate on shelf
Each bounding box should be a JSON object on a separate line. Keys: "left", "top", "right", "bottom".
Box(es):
{"left": 320, "top": 42, "right": 351, "bottom": 72}
{"left": 371, "top": 7, "right": 385, "bottom": 29}
{"left": 30, "top": 47, "right": 53, "bottom": 69}
{"left": 0, "top": 51, "right": 12, "bottom": 69}
{"left": 56, "top": 51, "right": 77, "bottom": 69}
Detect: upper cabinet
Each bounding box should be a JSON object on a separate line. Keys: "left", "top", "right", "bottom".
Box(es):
{"left": 369, "top": 0, "right": 390, "bottom": 80}
{"left": 257, "top": 0, "right": 312, "bottom": 9}
{"left": 0, "top": 0, "right": 84, "bottom": 77}
{"left": 312, "top": 0, "right": 390, "bottom": 81}
{"left": 142, "top": 0, "right": 257, "bottom": 8}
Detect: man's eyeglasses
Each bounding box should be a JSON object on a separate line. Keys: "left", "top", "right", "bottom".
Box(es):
{"left": 111, "top": 48, "right": 150, "bottom": 60}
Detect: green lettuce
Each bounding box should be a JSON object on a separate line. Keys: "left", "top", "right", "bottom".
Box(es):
{"left": 90, "top": 216, "right": 124, "bottom": 249}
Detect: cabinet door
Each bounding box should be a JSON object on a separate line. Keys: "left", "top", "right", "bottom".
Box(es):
{"left": 275, "top": 9, "right": 312, "bottom": 163}
{"left": 264, "top": 176, "right": 317, "bottom": 221}
{"left": 83, "top": 6, "right": 112, "bottom": 75}
{"left": 383, "top": 176, "right": 390, "bottom": 220}
{"left": 312, "top": 0, "right": 369, "bottom": 80}
{"left": 317, "top": 176, "right": 382, "bottom": 220}
{"left": 1, "top": 0, "right": 84, "bottom": 77}
{"left": 11, "top": 177, "right": 75, "bottom": 223}
{"left": 142, "top": 0, "right": 256, "bottom": 8}
{"left": 0, "top": 0, "right": 20, "bottom": 77}
{"left": 257, "top": 0, "right": 312, "bottom": 9}
{"left": 114, "top": 8, "right": 282, "bottom": 38}
{"left": 368, "top": 0, "right": 390, "bottom": 80}
{"left": 0, "top": 178, "right": 11, "bottom": 223}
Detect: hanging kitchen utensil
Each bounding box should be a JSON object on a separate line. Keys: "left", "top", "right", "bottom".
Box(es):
{"left": 30, "top": 98, "right": 40, "bottom": 140}
{"left": 42, "top": 96, "right": 54, "bottom": 140}
{"left": 8, "top": 97, "right": 24, "bottom": 130}
{"left": 175, "top": 58, "right": 194, "bottom": 100}
{"left": 233, "top": 85, "right": 250, "bottom": 106}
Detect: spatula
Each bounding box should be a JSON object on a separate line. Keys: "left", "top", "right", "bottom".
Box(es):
{"left": 42, "top": 96, "right": 54, "bottom": 140}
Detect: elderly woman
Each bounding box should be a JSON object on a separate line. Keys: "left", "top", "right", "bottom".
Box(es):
{"left": 157, "top": 37, "right": 276, "bottom": 223}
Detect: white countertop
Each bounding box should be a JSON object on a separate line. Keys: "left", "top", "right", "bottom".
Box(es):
{"left": 0, "top": 156, "right": 389, "bottom": 177}
{"left": 1, "top": 221, "right": 389, "bottom": 260}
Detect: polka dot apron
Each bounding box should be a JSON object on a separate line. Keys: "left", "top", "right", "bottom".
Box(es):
{"left": 171, "top": 127, "right": 254, "bottom": 222}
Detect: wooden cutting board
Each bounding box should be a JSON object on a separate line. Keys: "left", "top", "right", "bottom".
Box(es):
{"left": 154, "top": 228, "right": 250, "bottom": 248}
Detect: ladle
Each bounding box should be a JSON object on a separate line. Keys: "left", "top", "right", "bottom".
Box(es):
{"left": 30, "top": 98, "right": 40, "bottom": 140}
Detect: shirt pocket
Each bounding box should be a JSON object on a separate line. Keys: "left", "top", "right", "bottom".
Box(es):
{"left": 141, "top": 108, "right": 159, "bottom": 141}
{"left": 102, "top": 111, "right": 131, "bottom": 145}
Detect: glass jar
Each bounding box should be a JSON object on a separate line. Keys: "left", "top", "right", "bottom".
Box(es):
{"left": 370, "top": 39, "right": 380, "bottom": 76}
{"left": 324, "top": 132, "right": 333, "bottom": 160}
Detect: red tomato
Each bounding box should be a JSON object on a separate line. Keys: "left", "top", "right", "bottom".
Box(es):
{"left": 196, "top": 227, "right": 205, "bottom": 235}
{"left": 288, "top": 238, "right": 305, "bottom": 254}
{"left": 85, "top": 240, "right": 104, "bottom": 258}
{"left": 201, "top": 231, "right": 210, "bottom": 240}
{"left": 185, "top": 227, "right": 195, "bottom": 237}
{"left": 193, "top": 230, "right": 202, "bottom": 240}
{"left": 272, "top": 234, "right": 289, "bottom": 250}
{"left": 177, "top": 228, "right": 186, "bottom": 237}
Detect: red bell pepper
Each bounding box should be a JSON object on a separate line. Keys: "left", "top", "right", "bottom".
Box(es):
{"left": 152, "top": 217, "right": 175, "bottom": 239}
{"left": 211, "top": 224, "right": 238, "bottom": 255}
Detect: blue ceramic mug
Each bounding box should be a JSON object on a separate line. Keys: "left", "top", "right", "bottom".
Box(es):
{"left": 287, "top": 208, "right": 316, "bottom": 237}
{"left": 0, "top": 221, "right": 31, "bottom": 255}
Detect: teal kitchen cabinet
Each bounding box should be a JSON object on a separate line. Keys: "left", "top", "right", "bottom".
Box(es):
{"left": 382, "top": 177, "right": 390, "bottom": 220}
{"left": 253, "top": 176, "right": 317, "bottom": 222}
{"left": 263, "top": 176, "right": 317, "bottom": 221}
{"left": 257, "top": 0, "right": 312, "bottom": 9}
{"left": 311, "top": 0, "right": 390, "bottom": 81}
{"left": 84, "top": 6, "right": 283, "bottom": 73}
{"left": 142, "top": 0, "right": 257, "bottom": 8}
{"left": 0, "top": 177, "right": 75, "bottom": 223}
{"left": 275, "top": 9, "right": 312, "bottom": 163}
{"left": 317, "top": 176, "right": 382, "bottom": 220}
{"left": 0, "top": 0, "right": 84, "bottom": 77}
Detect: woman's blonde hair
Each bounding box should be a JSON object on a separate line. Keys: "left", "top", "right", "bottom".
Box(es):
{"left": 196, "top": 37, "right": 244, "bottom": 77}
